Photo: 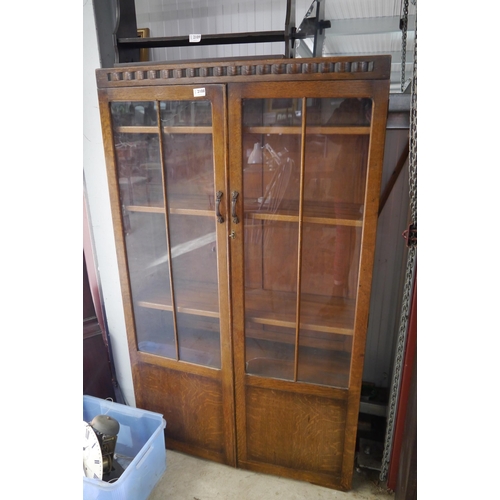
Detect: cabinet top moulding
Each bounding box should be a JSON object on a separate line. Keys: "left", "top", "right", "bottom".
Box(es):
{"left": 96, "top": 56, "right": 392, "bottom": 88}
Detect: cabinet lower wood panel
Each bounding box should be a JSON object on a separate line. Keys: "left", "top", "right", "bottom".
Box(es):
{"left": 238, "top": 384, "right": 348, "bottom": 489}
{"left": 245, "top": 386, "right": 346, "bottom": 471}
{"left": 134, "top": 362, "right": 230, "bottom": 464}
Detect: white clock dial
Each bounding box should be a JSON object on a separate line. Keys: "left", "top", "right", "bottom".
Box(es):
{"left": 83, "top": 421, "right": 103, "bottom": 480}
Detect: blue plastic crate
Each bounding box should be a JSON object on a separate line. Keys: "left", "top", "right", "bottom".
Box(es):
{"left": 83, "top": 396, "right": 167, "bottom": 500}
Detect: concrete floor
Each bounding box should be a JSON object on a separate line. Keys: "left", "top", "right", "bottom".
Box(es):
{"left": 148, "top": 450, "right": 394, "bottom": 500}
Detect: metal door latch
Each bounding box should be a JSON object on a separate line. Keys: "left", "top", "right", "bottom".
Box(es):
{"left": 229, "top": 230, "right": 236, "bottom": 240}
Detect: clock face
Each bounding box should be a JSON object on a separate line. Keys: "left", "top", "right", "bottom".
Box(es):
{"left": 83, "top": 421, "right": 103, "bottom": 480}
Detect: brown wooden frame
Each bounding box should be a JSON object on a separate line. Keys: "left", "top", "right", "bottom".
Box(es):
{"left": 96, "top": 55, "right": 390, "bottom": 490}
{"left": 228, "top": 78, "right": 389, "bottom": 490}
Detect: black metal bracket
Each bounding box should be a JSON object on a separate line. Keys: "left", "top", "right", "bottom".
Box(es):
{"left": 402, "top": 223, "right": 417, "bottom": 248}
{"left": 296, "top": 0, "right": 331, "bottom": 57}
{"left": 113, "top": 0, "right": 302, "bottom": 64}
{"left": 113, "top": 0, "right": 140, "bottom": 64}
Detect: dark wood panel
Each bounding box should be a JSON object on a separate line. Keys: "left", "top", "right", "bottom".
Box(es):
{"left": 83, "top": 253, "right": 115, "bottom": 400}
{"left": 83, "top": 327, "right": 116, "bottom": 401}
{"left": 96, "top": 56, "right": 392, "bottom": 88}
{"left": 245, "top": 386, "right": 347, "bottom": 475}
{"left": 83, "top": 254, "right": 96, "bottom": 320}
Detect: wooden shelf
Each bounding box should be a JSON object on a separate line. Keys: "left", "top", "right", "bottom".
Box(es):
{"left": 139, "top": 330, "right": 221, "bottom": 369}
{"left": 163, "top": 126, "right": 213, "bottom": 134}
{"left": 245, "top": 288, "right": 355, "bottom": 336}
{"left": 137, "top": 279, "right": 354, "bottom": 337}
{"left": 244, "top": 202, "right": 364, "bottom": 227}
{"left": 246, "top": 211, "right": 362, "bottom": 227}
{"left": 246, "top": 325, "right": 351, "bottom": 351}
{"left": 124, "top": 205, "right": 362, "bottom": 224}
{"left": 116, "top": 125, "right": 158, "bottom": 134}
{"left": 125, "top": 192, "right": 216, "bottom": 217}
{"left": 126, "top": 205, "right": 164, "bottom": 213}
{"left": 136, "top": 280, "right": 220, "bottom": 319}
{"left": 244, "top": 126, "right": 370, "bottom": 135}
{"left": 116, "top": 125, "right": 213, "bottom": 134}
{"left": 126, "top": 204, "right": 214, "bottom": 217}
{"left": 245, "top": 342, "right": 350, "bottom": 387}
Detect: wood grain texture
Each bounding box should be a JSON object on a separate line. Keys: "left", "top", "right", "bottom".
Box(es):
{"left": 96, "top": 57, "right": 391, "bottom": 490}
{"left": 227, "top": 74, "right": 390, "bottom": 491}
{"left": 96, "top": 55, "right": 391, "bottom": 88}
{"left": 136, "top": 363, "right": 226, "bottom": 458}
{"left": 245, "top": 387, "right": 347, "bottom": 474}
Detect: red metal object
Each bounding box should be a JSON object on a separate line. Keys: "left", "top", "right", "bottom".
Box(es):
{"left": 387, "top": 270, "right": 417, "bottom": 491}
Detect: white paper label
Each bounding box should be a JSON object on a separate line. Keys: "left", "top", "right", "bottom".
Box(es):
{"left": 193, "top": 88, "right": 206, "bottom": 97}
{"left": 189, "top": 34, "right": 202, "bottom": 43}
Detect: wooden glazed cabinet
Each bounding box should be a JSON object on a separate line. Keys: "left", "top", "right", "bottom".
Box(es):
{"left": 96, "top": 56, "right": 390, "bottom": 490}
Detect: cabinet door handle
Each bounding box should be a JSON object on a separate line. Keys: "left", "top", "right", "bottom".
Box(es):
{"left": 231, "top": 191, "right": 239, "bottom": 224}
{"left": 215, "top": 191, "right": 224, "bottom": 223}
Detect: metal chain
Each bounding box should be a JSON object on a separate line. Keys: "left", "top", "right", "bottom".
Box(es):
{"left": 379, "top": 247, "right": 416, "bottom": 482}
{"left": 400, "top": 0, "right": 409, "bottom": 92}
{"left": 379, "top": 4, "right": 417, "bottom": 484}
{"left": 408, "top": 12, "right": 417, "bottom": 224}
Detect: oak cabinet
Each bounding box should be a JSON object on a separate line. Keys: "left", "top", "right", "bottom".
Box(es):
{"left": 96, "top": 56, "right": 390, "bottom": 491}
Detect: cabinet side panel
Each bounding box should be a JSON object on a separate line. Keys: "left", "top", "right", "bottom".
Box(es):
{"left": 245, "top": 387, "right": 347, "bottom": 474}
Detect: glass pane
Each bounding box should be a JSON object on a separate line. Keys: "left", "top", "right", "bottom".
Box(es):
{"left": 244, "top": 221, "right": 299, "bottom": 381}
{"left": 243, "top": 97, "right": 302, "bottom": 381}
{"left": 161, "top": 99, "right": 220, "bottom": 368}
{"left": 135, "top": 308, "right": 176, "bottom": 358}
{"left": 110, "top": 100, "right": 175, "bottom": 360}
{"left": 111, "top": 101, "right": 163, "bottom": 208}
{"left": 322, "top": 97, "right": 372, "bottom": 126}
{"left": 242, "top": 97, "right": 372, "bottom": 386}
{"left": 162, "top": 134, "right": 215, "bottom": 212}
{"left": 177, "top": 314, "right": 221, "bottom": 368}
{"left": 123, "top": 211, "right": 175, "bottom": 359}
{"left": 168, "top": 213, "right": 220, "bottom": 368}
{"left": 160, "top": 100, "right": 212, "bottom": 126}
{"left": 297, "top": 97, "right": 370, "bottom": 388}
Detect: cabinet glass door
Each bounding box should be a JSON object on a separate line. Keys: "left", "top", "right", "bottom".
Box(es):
{"left": 241, "top": 97, "right": 371, "bottom": 387}
{"left": 111, "top": 97, "right": 223, "bottom": 369}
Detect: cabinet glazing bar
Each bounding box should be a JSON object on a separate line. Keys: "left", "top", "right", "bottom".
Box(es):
{"left": 156, "top": 100, "right": 180, "bottom": 361}
{"left": 293, "top": 97, "right": 307, "bottom": 382}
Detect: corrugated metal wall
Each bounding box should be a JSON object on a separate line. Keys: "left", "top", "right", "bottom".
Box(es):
{"left": 133, "top": 0, "right": 411, "bottom": 389}
{"left": 365, "top": 128, "right": 410, "bottom": 388}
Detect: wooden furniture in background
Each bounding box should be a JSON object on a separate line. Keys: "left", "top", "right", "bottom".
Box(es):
{"left": 83, "top": 252, "right": 115, "bottom": 400}
{"left": 96, "top": 55, "right": 390, "bottom": 490}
